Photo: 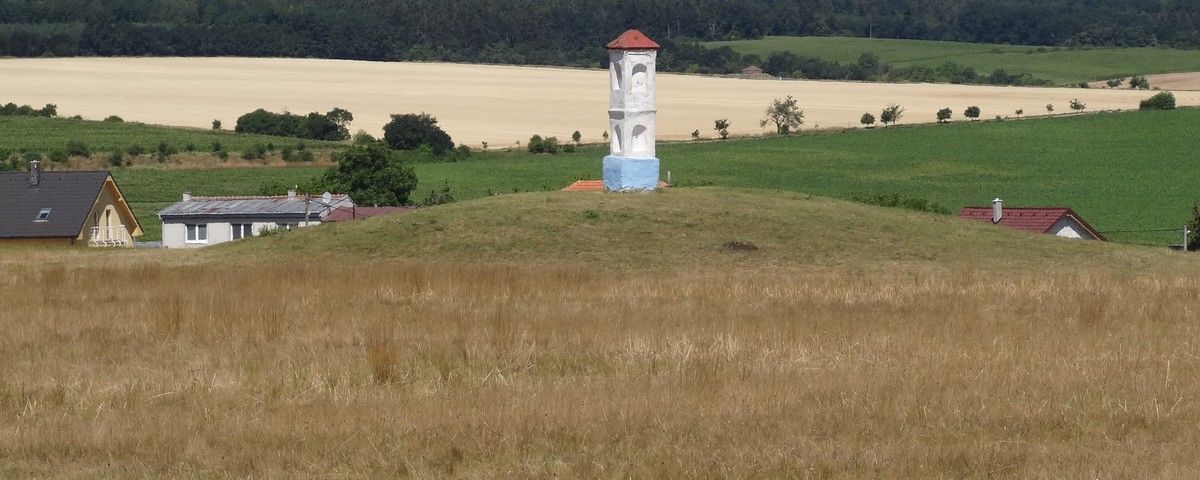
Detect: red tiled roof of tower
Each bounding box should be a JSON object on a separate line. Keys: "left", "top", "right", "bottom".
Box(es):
{"left": 606, "top": 30, "right": 660, "bottom": 50}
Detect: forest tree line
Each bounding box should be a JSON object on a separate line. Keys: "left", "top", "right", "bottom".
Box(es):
{"left": 0, "top": 0, "right": 1196, "bottom": 76}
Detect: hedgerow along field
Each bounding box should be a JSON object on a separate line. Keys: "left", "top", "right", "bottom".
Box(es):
{"left": 114, "top": 108, "right": 1200, "bottom": 245}
{"left": 0, "top": 116, "right": 342, "bottom": 154}
{"left": 705, "top": 36, "right": 1200, "bottom": 85}
{"left": 4, "top": 188, "right": 1200, "bottom": 477}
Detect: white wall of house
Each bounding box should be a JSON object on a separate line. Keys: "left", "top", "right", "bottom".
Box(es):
{"left": 161, "top": 220, "right": 321, "bottom": 248}
{"left": 1049, "top": 217, "right": 1096, "bottom": 240}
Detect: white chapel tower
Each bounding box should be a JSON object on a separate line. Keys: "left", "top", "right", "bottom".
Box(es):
{"left": 603, "top": 29, "right": 661, "bottom": 191}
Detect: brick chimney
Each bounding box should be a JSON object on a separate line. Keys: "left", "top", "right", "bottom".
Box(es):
{"left": 28, "top": 160, "right": 41, "bottom": 187}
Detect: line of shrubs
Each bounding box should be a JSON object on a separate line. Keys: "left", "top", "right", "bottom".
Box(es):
{"left": 0, "top": 102, "right": 57, "bottom": 117}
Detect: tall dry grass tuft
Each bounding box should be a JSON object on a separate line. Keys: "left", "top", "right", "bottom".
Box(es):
{"left": 3, "top": 256, "right": 1200, "bottom": 477}
{"left": 364, "top": 323, "right": 400, "bottom": 385}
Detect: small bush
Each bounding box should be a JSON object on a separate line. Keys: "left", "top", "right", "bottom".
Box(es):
{"left": 185, "top": 142, "right": 196, "bottom": 152}
{"left": 281, "top": 146, "right": 295, "bottom": 162}
{"left": 127, "top": 144, "right": 146, "bottom": 156}
{"left": 421, "top": 181, "right": 455, "bottom": 206}
{"left": 211, "top": 119, "right": 222, "bottom": 130}
{"left": 108, "top": 149, "right": 124, "bottom": 167}
{"left": 456, "top": 144, "right": 472, "bottom": 156}
{"left": 563, "top": 144, "right": 576, "bottom": 153}
{"left": 1139, "top": 91, "right": 1176, "bottom": 110}
{"left": 215, "top": 149, "right": 229, "bottom": 160}
{"left": 210, "top": 141, "right": 222, "bottom": 152}
{"left": 103, "top": 115, "right": 124, "bottom": 123}
{"left": 65, "top": 140, "right": 90, "bottom": 157}
{"left": 47, "top": 150, "right": 69, "bottom": 163}
{"left": 157, "top": 141, "right": 177, "bottom": 156}
{"left": 527, "top": 135, "right": 561, "bottom": 154}
{"left": 936, "top": 108, "right": 952, "bottom": 123}
{"left": 298, "top": 150, "right": 315, "bottom": 162}
{"left": 851, "top": 193, "right": 951, "bottom": 214}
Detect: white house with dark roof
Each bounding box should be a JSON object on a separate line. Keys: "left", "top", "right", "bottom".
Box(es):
{"left": 157, "top": 190, "right": 353, "bottom": 248}
{"left": 0, "top": 161, "right": 143, "bottom": 247}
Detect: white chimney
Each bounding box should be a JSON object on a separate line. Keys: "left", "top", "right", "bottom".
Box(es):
{"left": 182, "top": 192, "right": 192, "bottom": 201}
{"left": 992, "top": 198, "right": 1003, "bottom": 223}
{"left": 28, "top": 160, "right": 41, "bottom": 187}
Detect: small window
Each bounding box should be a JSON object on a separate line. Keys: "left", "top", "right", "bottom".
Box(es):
{"left": 185, "top": 223, "right": 208, "bottom": 243}
{"left": 34, "top": 208, "right": 51, "bottom": 222}
{"left": 231, "top": 223, "right": 253, "bottom": 240}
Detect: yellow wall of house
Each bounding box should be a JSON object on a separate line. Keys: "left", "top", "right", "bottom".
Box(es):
{"left": 77, "top": 178, "right": 141, "bottom": 245}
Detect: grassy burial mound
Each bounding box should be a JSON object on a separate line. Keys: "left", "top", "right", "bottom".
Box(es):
{"left": 5, "top": 189, "right": 1200, "bottom": 476}
{"left": 217, "top": 187, "right": 1175, "bottom": 271}
{"left": 706, "top": 36, "right": 1200, "bottom": 85}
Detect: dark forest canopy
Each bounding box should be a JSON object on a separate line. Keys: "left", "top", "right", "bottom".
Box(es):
{"left": 0, "top": 0, "right": 1197, "bottom": 66}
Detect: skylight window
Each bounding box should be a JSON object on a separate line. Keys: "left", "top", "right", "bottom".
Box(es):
{"left": 35, "top": 208, "right": 51, "bottom": 222}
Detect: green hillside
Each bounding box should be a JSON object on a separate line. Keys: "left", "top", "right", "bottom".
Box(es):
{"left": 705, "top": 36, "right": 1200, "bottom": 84}
{"left": 113, "top": 109, "right": 1200, "bottom": 245}
{"left": 217, "top": 187, "right": 1181, "bottom": 271}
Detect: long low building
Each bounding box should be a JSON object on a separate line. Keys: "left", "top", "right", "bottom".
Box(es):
{"left": 158, "top": 191, "right": 353, "bottom": 248}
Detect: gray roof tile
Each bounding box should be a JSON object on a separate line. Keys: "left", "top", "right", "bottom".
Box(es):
{"left": 158, "top": 194, "right": 352, "bottom": 218}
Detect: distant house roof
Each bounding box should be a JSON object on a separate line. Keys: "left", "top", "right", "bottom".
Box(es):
{"left": 0, "top": 169, "right": 113, "bottom": 239}
{"left": 958, "top": 206, "right": 1105, "bottom": 240}
{"left": 606, "top": 29, "right": 660, "bottom": 50}
{"left": 158, "top": 193, "right": 352, "bottom": 220}
{"left": 562, "top": 180, "right": 670, "bottom": 192}
{"left": 323, "top": 206, "right": 413, "bottom": 222}
{"left": 741, "top": 65, "right": 764, "bottom": 75}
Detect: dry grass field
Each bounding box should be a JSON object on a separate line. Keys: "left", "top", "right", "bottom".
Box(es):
{"left": 3, "top": 189, "right": 1200, "bottom": 477}
{"left": 2, "top": 57, "right": 1196, "bottom": 147}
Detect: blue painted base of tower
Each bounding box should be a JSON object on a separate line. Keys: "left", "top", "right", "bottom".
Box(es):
{"left": 602, "top": 156, "right": 660, "bottom": 191}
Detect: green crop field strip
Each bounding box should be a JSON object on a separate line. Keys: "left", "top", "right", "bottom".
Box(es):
{"left": 112, "top": 109, "right": 1199, "bottom": 245}
{"left": 0, "top": 116, "right": 343, "bottom": 154}
{"left": 704, "top": 36, "right": 1200, "bottom": 84}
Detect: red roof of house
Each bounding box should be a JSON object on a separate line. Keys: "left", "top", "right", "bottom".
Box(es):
{"left": 562, "top": 180, "right": 670, "bottom": 192}
{"left": 958, "top": 206, "right": 1105, "bottom": 240}
{"left": 324, "top": 206, "right": 413, "bottom": 222}
{"left": 606, "top": 29, "right": 660, "bottom": 50}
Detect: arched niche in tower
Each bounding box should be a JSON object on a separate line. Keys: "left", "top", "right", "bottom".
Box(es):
{"left": 611, "top": 61, "right": 624, "bottom": 91}
{"left": 611, "top": 123, "right": 623, "bottom": 155}
{"left": 631, "top": 63, "right": 648, "bottom": 94}
{"left": 631, "top": 124, "right": 650, "bottom": 155}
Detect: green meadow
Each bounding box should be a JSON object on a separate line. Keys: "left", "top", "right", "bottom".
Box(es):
{"left": 705, "top": 36, "right": 1200, "bottom": 84}
{"left": 112, "top": 108, "right": 1199, "bottom": 245}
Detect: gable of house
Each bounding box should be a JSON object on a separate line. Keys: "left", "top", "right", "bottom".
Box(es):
{"left": 0, "top": 170, "right": 140, "bottom": 242}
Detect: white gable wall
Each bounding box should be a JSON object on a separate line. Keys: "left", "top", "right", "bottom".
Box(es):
{"left": 1049, "top": 217, "right": 1097, "bottom": 240}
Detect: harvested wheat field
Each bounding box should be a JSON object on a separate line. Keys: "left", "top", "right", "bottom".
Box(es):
{"left": 4, "top": 189, "right": 1200, "bottom": 477}
{"left": 2, "top": 57, "right": 1195, "bottom": 147}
